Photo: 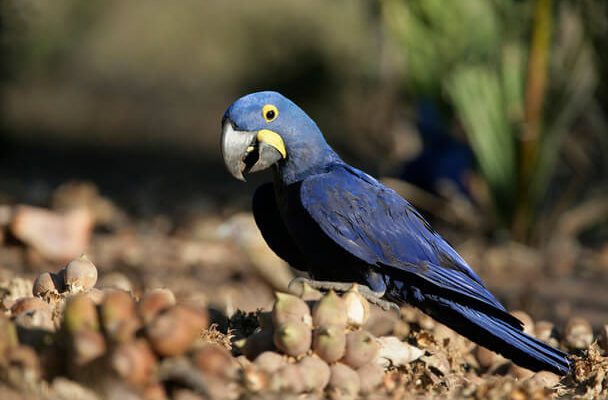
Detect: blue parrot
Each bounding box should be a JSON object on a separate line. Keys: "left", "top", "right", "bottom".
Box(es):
{"left": 221, "top": 91, "right": 570, "bottom": 375}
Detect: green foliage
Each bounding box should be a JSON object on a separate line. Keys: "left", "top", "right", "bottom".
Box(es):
{"left": 383, "top": 0, "right": 597, "bottom": 240}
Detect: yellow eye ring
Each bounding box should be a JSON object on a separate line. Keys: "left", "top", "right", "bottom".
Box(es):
{"left": 262, "top": 104, "right": 279, "bottom": 123}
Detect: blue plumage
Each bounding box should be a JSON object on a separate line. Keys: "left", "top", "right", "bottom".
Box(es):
{"left": 223, "top": 91, "right": 570, "bottom": 375}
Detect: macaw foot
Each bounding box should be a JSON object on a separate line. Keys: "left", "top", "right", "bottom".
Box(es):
{"left": 288, "top": 277, "right": 400, "bottom": 312}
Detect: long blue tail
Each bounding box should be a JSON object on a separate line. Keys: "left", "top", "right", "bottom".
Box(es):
{"left": 392, "top": 287, "right": 570, "bottom": 375}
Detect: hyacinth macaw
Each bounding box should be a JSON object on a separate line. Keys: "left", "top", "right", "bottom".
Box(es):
{"left": 220, "top": 91, "right": 570, "bottom": 375}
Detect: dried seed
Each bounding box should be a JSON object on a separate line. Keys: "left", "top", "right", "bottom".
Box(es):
{"left": 341, "top": 330, "right": 379, "bottom": 369}
{"left": 111, "top": 339, "right": 157, "bottom": 386}
{"left": 274, "top": 321, "right": 312, "bottom": 357}
{"left": 357, "top": 363, "right": 384, "bottom": 394}
{"left": 343, "top": 285, "right": 370, "bottom": 328}
{"left": 298, "top": 355, "right": 331, "bottom": 392}
{"left": 139, "top": 288, "right": 176, "bottom": 324}
{"left": 64, "top": 255, "right": 98, "bottom": 293}
{"left": 236, "top": 329, "right": 275, "bottom": 360}
{"left": 63, "top": 294, "right": 99, "bottom": 333}
{"left": 72, "top": 329, "right": 106, "bottom": 365}
{"left": 254, "top": 351, "right": 286, "bottom": 374}
{"left": 193, "top": 343, "right": 236, "bottom": 380}
{"left": 313, "top": 325, "right": 346, "bottom": 363}
{"left": 312, "top": 291, "right": 347, "bottom": 329}
{"left": 272, "top": 292, "right": 312, "bottom": 328}
{"left": 146, "top": 304, "right": 208, "bottom": 357}
{"left": 328, "top": 363, "right": 360, "bottom": 398}
{"left": 100, "top": 289, "right": 140, "bottom": 343}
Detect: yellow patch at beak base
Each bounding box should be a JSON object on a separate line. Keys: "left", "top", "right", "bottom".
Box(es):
{"left": 257, "top": 129, "right": 287, "bottom": 159}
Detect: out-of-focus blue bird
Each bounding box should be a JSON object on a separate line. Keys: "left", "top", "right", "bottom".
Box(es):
{"left": 220, "top": 91, "right": 570, "bottom": 375}
{"left": 399, "top": 100, "right": 474, "bottom": 198}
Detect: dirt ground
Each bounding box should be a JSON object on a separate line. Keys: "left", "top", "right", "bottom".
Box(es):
{"left": 0, "top": 145, "right": 607, "bottom": 399}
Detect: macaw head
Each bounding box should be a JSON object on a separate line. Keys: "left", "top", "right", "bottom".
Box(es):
{"left": 221, "top": 91, "right": 337, "bottom": 182}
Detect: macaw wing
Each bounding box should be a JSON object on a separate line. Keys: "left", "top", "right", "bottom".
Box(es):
{"left": 299, "top": 165, "right": 507, "bottom": 312}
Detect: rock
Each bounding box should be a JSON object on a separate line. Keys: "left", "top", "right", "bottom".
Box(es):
{"left": 10, "top": 205, "right": 93, "bottom": 261}
{"left": 375, "top": 336, "right": 424, "bottom": 368}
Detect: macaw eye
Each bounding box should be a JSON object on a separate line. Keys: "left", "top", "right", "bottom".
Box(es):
{"left": 262, "top": 104, "right": 278, "bottom": 123}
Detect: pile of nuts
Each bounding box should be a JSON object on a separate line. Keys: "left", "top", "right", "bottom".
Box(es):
{"left": 236, "top": 286, "right": 390, "bottom": 398}
{"left": 1, "top": 258, "right": 608, "bottom": 399}
{"left": 2, "top": 256, "right": 212, "bottom": 399}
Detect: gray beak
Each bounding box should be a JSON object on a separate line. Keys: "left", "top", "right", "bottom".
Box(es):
{"left": 221, "top": 119, "right": 284, "bottom": 181}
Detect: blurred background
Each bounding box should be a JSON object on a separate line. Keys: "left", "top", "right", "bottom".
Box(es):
{"left": 1, "top": 0, "right": 607, "bottom": 326}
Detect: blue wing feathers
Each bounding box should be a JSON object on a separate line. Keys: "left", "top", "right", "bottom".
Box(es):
{"left": 300, "top": 164, "right": 503, "bottom": 310}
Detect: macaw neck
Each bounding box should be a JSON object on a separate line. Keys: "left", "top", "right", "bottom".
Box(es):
{"left": 275, "top": 140, "right": 342, "bottom": 185}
